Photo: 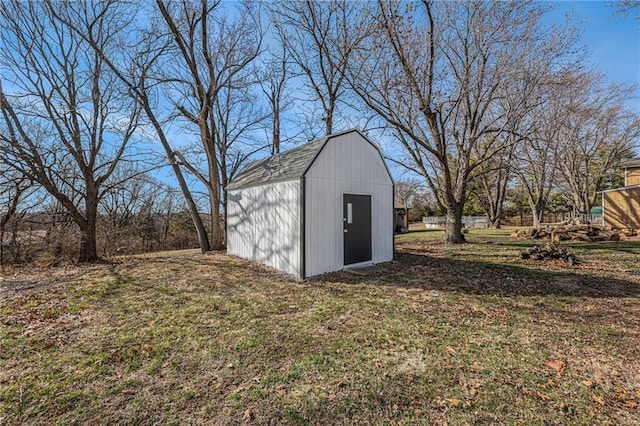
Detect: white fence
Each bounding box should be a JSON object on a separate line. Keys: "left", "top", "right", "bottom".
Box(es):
{"left": 563, "top": 213, "right": 603, "bottom": 226}
{"left": 422, "top": 216, "right": 488, "bottom": 229}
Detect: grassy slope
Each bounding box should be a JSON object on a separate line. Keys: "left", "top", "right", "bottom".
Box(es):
{"left": 1, "top": 228, "right": 639, "bottom": 425}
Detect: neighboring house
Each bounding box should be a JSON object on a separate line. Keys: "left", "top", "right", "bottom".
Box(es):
{"left": 226, "top": 129, "right": 394, "bottom": 279}
{"left": 601, "top": 158, "right": 640, "bottom": 229}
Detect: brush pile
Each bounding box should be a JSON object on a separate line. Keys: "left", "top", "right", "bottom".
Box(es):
{"left": 511, "top": 220, "right": 620, "bottom": 242}
{"left": 520, "top": 242, "right": 578, "bottom": 265}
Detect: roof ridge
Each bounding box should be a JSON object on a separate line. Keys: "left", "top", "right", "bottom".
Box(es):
{"left": 226, "top": 129, "right": 369, "bottom": 190}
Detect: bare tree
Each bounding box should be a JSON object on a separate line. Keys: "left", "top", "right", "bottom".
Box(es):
{"left": 50, "top": 1, "right": 213, "bottom": 253}
{"left": 0, "top": 167, "right": 34, "bottom": 266}
{"left": 97, "top": 166, "right": 159, "bottom": 255}
{"left": 347, "top": 1, "right": 573, "bottom": 242}
{"left": 513, "top": 83, "right": 564, "bottom": 227}
{"left": 470, "top": 142, "right": 514, "bottom": 228}
{"left": 555, "top": 72, "right": 640, "bottom": 215}
{"left": 155, "top": 0, "right": 263, "bottom": 250}
{"left": 0, "top": 1, "right": 144, "bottom": 261}
{"left": 271, "top": 0, "right": 366, "bottom": 137}
{"left": 514, "top": 70, "right": 640, "bottom": 225}
{"left": 608, "top": 0, "right": 640, "bottom": 20}
{"left": 474, "top": 56, "right": 554, "bottom": 229}
{"left": 260, "top": 37, "right": 292, "bottom": 155}
{"left": 394, "top": 179, "right": 422, "bottom": 210}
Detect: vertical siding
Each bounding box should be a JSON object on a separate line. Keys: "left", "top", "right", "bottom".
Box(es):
{"left": 305, "top": 132, "right": 393, "bottom": 277}
{"left": 226, "top": 180, "right": 301, "bottom": 277}
{"left": 626, "top": 168, "right": 640, "bottom": 186}
{"left": 603, "top": 187, "right": 640, "bottom": 229}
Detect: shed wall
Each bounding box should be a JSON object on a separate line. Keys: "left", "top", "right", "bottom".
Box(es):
{"left": 226, "top": 180, "right": 302, "bottom": 277}
{"left": 305, "top": 132, "right": 393, "bottom": 277}
{"left": 603, "top": 187, "right": 640, "bottom": 229}
{"left": 625, "top": 168, "right": 640, "bottom": 186}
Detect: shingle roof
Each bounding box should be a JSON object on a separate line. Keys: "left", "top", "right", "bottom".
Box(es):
{"left": 226, "top": 136, "right": 328, "bottom": 190}
{"left": 620, "top": 157, "right": 640, "bottom": 169}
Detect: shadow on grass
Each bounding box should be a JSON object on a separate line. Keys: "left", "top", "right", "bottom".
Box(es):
{"left": 320, "top": 247, "right": 640, "bottom": 299}
{"left": 566, "top": 241, "right": 640, "bottom": 255}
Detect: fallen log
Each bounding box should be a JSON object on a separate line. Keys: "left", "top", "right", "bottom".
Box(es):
{"left": 514, "top": 221, "right": 620, "bottom": 242}
{"left": 520, "top": 242, "right": 578, "bottom": 265}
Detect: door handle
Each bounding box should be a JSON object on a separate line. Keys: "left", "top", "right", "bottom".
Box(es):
{"left": 343, "top": 229, "right": 348, "bottom": 233}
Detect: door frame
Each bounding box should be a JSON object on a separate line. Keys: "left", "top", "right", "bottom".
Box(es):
{"left": 342, "top": 192, "right": 373, "bottom": 267}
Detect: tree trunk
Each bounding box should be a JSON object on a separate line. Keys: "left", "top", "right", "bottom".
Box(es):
{"left": 78, "top": 191, "right": 99, "bottom": 262}
{"left": 0, "top": 190, "right": 21, "bottom": 266}
{"left": 486, "top": 199, "right": 503, "bottom": 229}
{"left": 443, "top": 203, "right": 465, "bottom": 243}
{"left": 272, "top": 105, "right": 281, "bottom": 155}
{"left": 209, "top": 185, "right": 224, "bottom": 250}
{"left": 0, "top": 227, "right": 4, "bottom": 267}
{"left": 79, "top": 227, "right": 97, "bottom": 262}
{"left": 178, "top": 171, "right": 210, "bottom": 253}
{"left": 325, "top": 103, "right": 334, "bottom": 135}
{"left": 490, "top": 216, "right": 502, "bottom": 229}
{"left": 151, "top": 116, "right": 209, "bottom": 253}
{"left": 531, "top": 205, "right": 544, "bottom": 227}
{"left": 579, "top": 193, "right": 591, "bottom": 215}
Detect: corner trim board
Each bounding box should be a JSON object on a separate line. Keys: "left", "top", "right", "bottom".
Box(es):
{"left": 300, "top": 176, "right": 306, "bottom": 280}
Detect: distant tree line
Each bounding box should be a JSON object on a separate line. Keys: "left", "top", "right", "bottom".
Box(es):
{"left": 0, "top": 174, "right": 199, "bottom": 265}
{"left": 1, "top": 0, "right": 638, "bottom": 264}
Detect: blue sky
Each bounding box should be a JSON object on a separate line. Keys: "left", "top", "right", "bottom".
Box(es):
{"left": 547, "top": 1, "right": 639, "bottom": 111}
{"left": 153, "top": 1, "right": 640, "bottom": 187}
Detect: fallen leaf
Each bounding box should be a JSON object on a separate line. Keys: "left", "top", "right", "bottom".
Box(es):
{"left": 243, "top": 408, "right": 254, "bottom": 421}
{"left": 581, "top": 380, "right": 593, "bottom": 387}
{"left": 546, "top": 360, "right": 564, "bottom": 372}
{"left": 392, "top": 403, "right": 399, "bottom": 411}
{"left": 591, "top": 395, "right": 604, "bottom": 405}
{"left": 536, "top": 390, "right": 551, "bottom": 401}
{"left": 42, "top": 340, "right": 55, "bottom": 350}
{"left": 448, "top": 398, "right": 460, "bottom": 407}
{"left": 353, "top": 391, "right": 360, "bottom": 399}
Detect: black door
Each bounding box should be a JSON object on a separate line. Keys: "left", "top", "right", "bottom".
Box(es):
{"left": 343, "top": 194, "right": 372, "bottom": 265}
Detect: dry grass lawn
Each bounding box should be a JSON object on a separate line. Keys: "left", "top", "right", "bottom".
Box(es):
{"left": 1, "top": 228, "right": 639, "bottom": 425}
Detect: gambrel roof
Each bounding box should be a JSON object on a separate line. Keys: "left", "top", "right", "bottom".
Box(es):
{"left": 226, "top": 129, "right": 389, "bottom": 190}
{"left": 226, "top": 138, "right": 326, "bottom": 190}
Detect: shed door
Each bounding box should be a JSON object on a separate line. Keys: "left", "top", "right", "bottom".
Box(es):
{"left": 343, "top": 194, "right": 372, "bottom": 265}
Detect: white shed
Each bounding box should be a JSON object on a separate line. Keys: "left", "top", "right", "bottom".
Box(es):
{"left": 226, "top": 129, "right": 394, "bottom": 279}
